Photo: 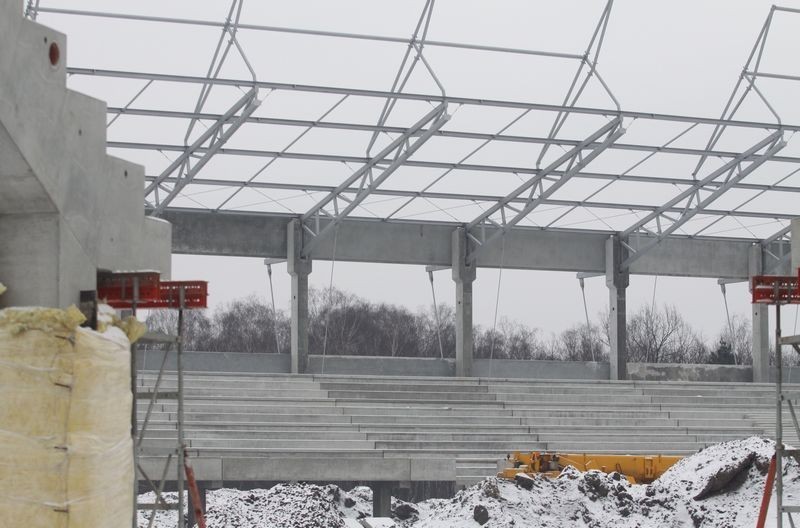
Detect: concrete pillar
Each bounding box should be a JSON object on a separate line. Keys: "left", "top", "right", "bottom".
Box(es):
{"left": 752, "top": 304, "right": 770, "bottom": 382}
{"left": 287, "top": 219, "right": 312, "bottom": 374}
{"left": 749, "top": 244, "right": 770, "bottom": 382}
{"left": 605, "top": 236, "right": 629, "bottom": 381}
{"left": 371, "top": 482, "right": 393, "bottom": 517}
{"left": 452, "top": 228, "right": 476, "bottom": 377}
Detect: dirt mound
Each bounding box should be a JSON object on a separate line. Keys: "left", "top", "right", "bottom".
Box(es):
{"left": 401, "top": 436, "right": 796, "bottom": 528}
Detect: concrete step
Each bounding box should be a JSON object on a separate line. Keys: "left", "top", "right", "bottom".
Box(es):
{"left": 138, "top": 388, "right": 329, "bottom": 398}
{"left": 179, "top": 413, "right": 354, "bottom": 424}
{"left": 138, "top": 404, "right": 342, "bottom": 415}
{"left": 649, "top": 395, "right": 774, "bottom": 405}
{"left": 535, "top": 433, "right": 744, "bottom": 443}
{"left": 142, "top": 438, "right": 376, "bottom": 450}
{"left": 349, "top": 415, "right": 520, "bottom": 425}
{"left": 143, "top": 429, "right": 367, "bottom": 440}
{"left": 327, "top": 390, "right": 497, "bottom": 401}
{"left": 338, "top": 407, "right": 514, "bottom": 417}
{"left": 139, "top": 380, "right": 322, "bottom": 390}
{"left": 485, "top": 385, "right": 641, "bottom": 395}
{"left": 495, "top": 393, "right": 653, "bottom": 403}
{"left": 508, "top": 408, "right": 670, "bottom": 418}
{"left": 520, "top": 417, "right": 678, "bottom": 427}
{"left": 365, "top": 433, "right": 539, "bottom": 442}
{"left": 319, "top": 382, "right": 489, "bottom": 393}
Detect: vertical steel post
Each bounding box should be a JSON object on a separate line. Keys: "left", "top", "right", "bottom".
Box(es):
{"left": 776, "top": 301, "right": 783, "bottom": 528}
{"left": 131, "top": 277, "right": 139, "bottom": 528}
{"left": 177, "top": 287, "right": 186, "bottom": 527}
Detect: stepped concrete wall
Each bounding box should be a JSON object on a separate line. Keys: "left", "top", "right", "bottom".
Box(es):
{"left": 137, "top": 351, "right": 772, "bottom": 382}
{"left": 0, "top": 0, "right": 171, "bottom": 307}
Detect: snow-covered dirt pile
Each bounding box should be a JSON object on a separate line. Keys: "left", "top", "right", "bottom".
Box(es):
{"left": 138, "top": 484, "right": 372, "bottom": 528}
{"left": 402, "top": 436, "right": 799, "bottom": 528}
{"left": 138, "top": 437, "right": 800, "bottom": 527}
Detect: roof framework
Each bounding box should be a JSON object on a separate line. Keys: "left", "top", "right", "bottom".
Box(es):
{"left": 28, "top": 1, "right": 800, "bottom": 273}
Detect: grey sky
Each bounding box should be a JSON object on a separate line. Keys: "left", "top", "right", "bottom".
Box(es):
{"left": 38, "top": 0, "right": 800, "bottom": 340}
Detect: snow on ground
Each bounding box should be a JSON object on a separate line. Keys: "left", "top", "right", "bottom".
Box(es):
{"left": 138, "top": 437, "right": 799, "bottom": 528}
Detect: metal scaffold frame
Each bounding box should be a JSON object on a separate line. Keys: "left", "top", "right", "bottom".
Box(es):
{"left": 752, "top": 271, "right": 800, "bottom": 527}
{"left": 97, "top": 273, "right": 207, "bottom": 528}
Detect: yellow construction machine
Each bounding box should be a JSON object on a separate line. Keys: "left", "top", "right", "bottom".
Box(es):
{"left": 499, "top": 451, "right": 683, "bottom": 485}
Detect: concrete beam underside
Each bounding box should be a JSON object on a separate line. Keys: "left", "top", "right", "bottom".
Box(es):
{"left": 162, "top": 210, "right": 787, "bottom": 279}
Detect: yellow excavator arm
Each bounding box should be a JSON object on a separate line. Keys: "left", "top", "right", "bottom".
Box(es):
{"left": 498, "top": 451, "right": 682, "bottom": 484}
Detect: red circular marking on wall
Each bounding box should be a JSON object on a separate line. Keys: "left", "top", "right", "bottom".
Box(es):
{"left": 48, "top": 42, "right": 60, "bottom": 67}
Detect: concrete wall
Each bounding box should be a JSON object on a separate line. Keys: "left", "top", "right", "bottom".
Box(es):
{"left": 138, "top": 349, "right": 291, "bottom": 373}
{"left": 627, "top": 362, "right": 752, "bottom": 383}
{"left": 0, "top": 0, "right": 171, "bottom": 307}
{"left": 139, "top": 351, "right": 775, "bottom": 383}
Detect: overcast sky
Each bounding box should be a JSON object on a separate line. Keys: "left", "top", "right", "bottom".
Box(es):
{"left": 38, "top": 0, "right": 800, "bottom": 341}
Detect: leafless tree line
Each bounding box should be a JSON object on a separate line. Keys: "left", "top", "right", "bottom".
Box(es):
{"left": 143, "top": 287, "right": 755, "bottom": 364}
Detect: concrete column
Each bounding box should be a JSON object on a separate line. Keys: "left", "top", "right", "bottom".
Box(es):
{"left": 749, "top": 244, "right": 770, "bottom": 382}
{"left": 452, "top": 228, "right": 476, "bottom": 377}
{"left": 371, "top": 482, "right": 393, "bottom": 517}
{"left": 605, "top": 236, "right": 629, "bottom": 381}
{"left": 752, "top": 304, "right": 770, "bottom": 382}
{"left": 287, "top": 219, "right": 312, "bottom": 374}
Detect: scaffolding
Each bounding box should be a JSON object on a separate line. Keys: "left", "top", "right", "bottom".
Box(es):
{"left": 752, "top": 270, "right": 800, "bottom": 528}
{"left": 97, "top": 272, "right": 208, "bottom": 528}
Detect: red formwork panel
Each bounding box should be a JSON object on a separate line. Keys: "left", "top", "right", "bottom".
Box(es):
{"left": 98, "top": 272, "right": 207, "bottom": 309}
{"left": 97, "top": 271, "right": 161, "bottom": 305}
{"left": 152, "top": 281, "right": 208, "bottom": 309}
{"left": 751, "top": 270, "right": 800, "bottom": 304}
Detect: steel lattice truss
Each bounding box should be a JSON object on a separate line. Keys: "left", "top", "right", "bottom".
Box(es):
{"left": 28, "top": 1, "right": 800, "bottom": 271}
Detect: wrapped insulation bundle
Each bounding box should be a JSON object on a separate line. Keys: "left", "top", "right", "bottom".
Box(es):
{"left": 0, "top": 304, "right": 140, "bottom": 527}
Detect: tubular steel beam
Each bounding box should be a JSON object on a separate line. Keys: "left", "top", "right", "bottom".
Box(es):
{"left": 68, "top": 68, "right": 800, "bottom": 132}
{"left": 622, "top": 132, "right": 786, "bottom": 268}
{"left": 40, "top": 7, "right": 585, "bottom": 60}
{"left": 299, "top": 103, "right": 450, "bottom": 257}
{"left": 144, "top": 174, "right": 800, "bottom": 205}
{"left": 104, "top": 106, "right": 800, "bottom": 165}
{"left": 145, "top": 88, "right": 260, "bottom": 215}
{"left": 465, "top": 118, "right": 624, "bottom": 262}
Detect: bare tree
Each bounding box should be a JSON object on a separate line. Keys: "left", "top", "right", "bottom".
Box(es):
{"left": 558, "top": 323, "right": 608, "bottom": 362}
{"left": 717, "top": 313, "right": 752, "bottom": 365}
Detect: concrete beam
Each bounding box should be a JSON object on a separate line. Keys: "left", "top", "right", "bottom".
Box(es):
{"left": 162, "top": 210, "right": 776, "bottom": 280}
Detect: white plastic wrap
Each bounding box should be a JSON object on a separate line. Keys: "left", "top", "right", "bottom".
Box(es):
{"left": 0, "top": 306, "right": 134, "bottom": 527}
